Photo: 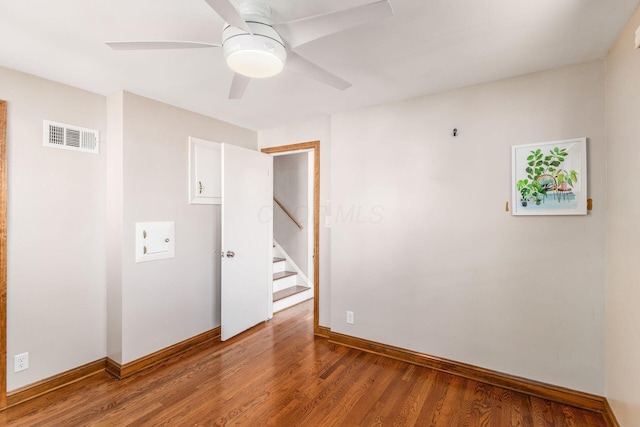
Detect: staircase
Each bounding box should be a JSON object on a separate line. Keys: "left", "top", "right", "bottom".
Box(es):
{"left": 272, "top": 242, "right": 312, "bottom": 313}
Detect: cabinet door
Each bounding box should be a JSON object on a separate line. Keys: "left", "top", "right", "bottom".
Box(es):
{"left": 188, "top": 137, "right": 221, "bottom": 204}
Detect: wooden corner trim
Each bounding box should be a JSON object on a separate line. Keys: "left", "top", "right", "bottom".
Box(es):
{"left": 0, "top": 100, "right": 7, "bottom": 410}
{"left": 107, "top": 327, "right": 221, "bottom": 379}
{"left": 104, "top": 357, "right": 122, "bottom": 379}
{"left": 5, "top": 358, "right": 107, "bottom": 408}
{"left": 315, "top": 325, "right": 330, "bottom": 338}
{"left": 602, "top": 398, "right": 620, "bottom": 427}
{"left": 328, "top": 330, "right": 609, "bottom": 415}
{"left": 260, "top": 141, "right": 319, "bottom": 155}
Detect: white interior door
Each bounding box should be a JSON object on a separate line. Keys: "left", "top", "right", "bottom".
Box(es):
{"left": 221, "top": 143, "right": 273, "bottom": 341}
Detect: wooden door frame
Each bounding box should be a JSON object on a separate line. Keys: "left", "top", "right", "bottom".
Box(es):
{"left": 261, "top": 141, "right": 321, "bottom": 335}
{"left": 1, "top": 100, "right": 7, "bottom": 408}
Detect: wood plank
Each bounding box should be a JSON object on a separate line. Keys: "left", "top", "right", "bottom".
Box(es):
{"left": 328, "top": 330, "right": 610, "bottom": 415}
{"left": 273, "top": 285, "right": 310, "bottom": 302}
{"left": 315, "top": 325, "right": 331, "bottom": 338}
{"left": 0, "top": 301, "right": 611, "bottom": 426}
{"left": 602, "top": 398, "right": 621, "bottom": 427}
{"left": 272, "top": 271, "right": 296, "bottom": 281}
{"left": 6, "top": 359, "right": 106, "bottom": 408}
{"left": 0, "top": 100, "right": 6, "bottom": 410}
{"left": 106, "top": 327, "right": 220, "bottom": 379}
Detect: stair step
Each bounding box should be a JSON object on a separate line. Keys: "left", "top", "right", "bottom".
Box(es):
{"left": 273, "top": 258, "right": 286, "bottom": 274}
{"left": 273, "top": 271, "right": 296, "bottom": 281}
{"left": 273, "top": 272, "right": 296, "bottom": 292}
{"left": 273, "top": 286, "right": 310, "bottom": 302}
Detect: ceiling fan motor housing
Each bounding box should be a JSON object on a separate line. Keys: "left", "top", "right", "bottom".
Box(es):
{"left": 222, "top": 10, "right": 287, "bottom": 79}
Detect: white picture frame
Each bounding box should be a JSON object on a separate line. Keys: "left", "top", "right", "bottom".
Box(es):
{"left": 512, "top": 138, "right": 587, "bottom": 216}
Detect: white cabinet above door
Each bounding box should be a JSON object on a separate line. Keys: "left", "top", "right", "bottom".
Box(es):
{"left": 188, "top": 137, "right": 221, "bottom": 204}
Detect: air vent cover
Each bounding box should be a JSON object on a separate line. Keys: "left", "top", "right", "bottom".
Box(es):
{"left": 43, "top": 120, "right": 99, "bottom": 154}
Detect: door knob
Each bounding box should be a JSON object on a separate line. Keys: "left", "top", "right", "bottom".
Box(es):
{"left": 226, "top": 250, "right": 235, "bottom": 258}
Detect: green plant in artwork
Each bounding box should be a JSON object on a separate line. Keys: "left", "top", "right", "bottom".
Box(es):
{"left": 517, "top": 179, "right": 531, "bottom": 205}
{"left": 543, "top": 147, "right": 568, "bottom": 176}
{"left": 556, "top": 169, "right": 579, "bottom": 191}
{"left": 525, "top": 149, "right": 546, "bottom": 181}
{"left": 529, "top": 180, "right": 544, "bottom": 205}
{"left": 526, "top": 146, "right": 571, "bottom": 180}
{"left": 521, "top": 146, "right": 579, "bottom": 206}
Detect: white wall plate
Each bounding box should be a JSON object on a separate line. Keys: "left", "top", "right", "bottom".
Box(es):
{"left": 135, "top": 221, "right": 175, "bottom": 263}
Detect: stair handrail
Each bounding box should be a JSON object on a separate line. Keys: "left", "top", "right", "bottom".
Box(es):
{"left": 273, "top": 197, "right": 303, "bottom": 230}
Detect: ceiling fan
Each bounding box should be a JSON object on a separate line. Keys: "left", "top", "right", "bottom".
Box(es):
{"left": 107, "top": 0, "right": 393, "bottom": 99}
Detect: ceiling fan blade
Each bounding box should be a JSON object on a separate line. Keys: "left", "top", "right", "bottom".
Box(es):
{"left": 274, "top": 0, "right": 393, "bottom": 48}
{"left": 286, "top": 51, "right": 351, "bottom": 91}
{"left": 106, "top": 41, "right": 221, "bottom": 50}
{"left": 204, "top": 0, "right": 251, "bottom": 33}
{"left": 229, "top": 73, "right": 251, "bottom": 99}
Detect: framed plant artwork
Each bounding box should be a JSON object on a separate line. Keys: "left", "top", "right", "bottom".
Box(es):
{"left": 511, "top": 138, "right": 587, "bottom": 215}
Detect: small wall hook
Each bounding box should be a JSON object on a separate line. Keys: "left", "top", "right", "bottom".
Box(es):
{"left": 452, "top": 128, "right": 458, "bottom": 137}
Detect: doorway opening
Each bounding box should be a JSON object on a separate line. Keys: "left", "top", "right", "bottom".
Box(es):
{"left": 262, "top": 141, "right": 320, "bottom": 335}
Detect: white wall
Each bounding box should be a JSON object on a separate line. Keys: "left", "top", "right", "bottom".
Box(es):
{"left": 605, "top": 5, "right": 640, "bottom": 424}
{"left": 329, "top": 61, "right": 606, "bottom": 395}
{"left": 262, "top": 62, "right": 607, "bottom": 394}
{"left": 259, "top": 117, "right": 332, "bottom": 326}
{"left": 2, "top": 65, "right": 260, "bottom": 387}
{"left": 1, "top": 66, "right": 107, "bottom": 390}
{"left": 2, "top": 67, "right": 259, "bottom": 386}
{"left": 106, "top": 91, "right": 124, "bottom": 364}
{"left": 108, "top": 91, "right": 256, "bottom": 364}
{"left": 274, "top": 153, "right": 309, "bottom": 276}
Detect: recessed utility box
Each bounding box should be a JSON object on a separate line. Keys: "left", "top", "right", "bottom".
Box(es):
{"left": 135, "top": 222, "right": 175, "bottom": 263}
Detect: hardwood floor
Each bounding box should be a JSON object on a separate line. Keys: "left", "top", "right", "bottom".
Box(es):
{"left": 0, "top": 301, "right": 607, "bottom": 426}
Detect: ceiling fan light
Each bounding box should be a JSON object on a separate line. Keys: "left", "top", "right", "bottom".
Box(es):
{"left": 226, "top": 48, "right": 285, "bottom": 78}
{"left": 222, "top": 14, "right": 286, "bottom": 79}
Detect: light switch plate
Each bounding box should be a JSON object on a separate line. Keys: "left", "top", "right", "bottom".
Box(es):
{"left": 636, "top": 25, "right": 640, "bottom": 49}
{"left": 135, "top": 221, "right": 175, "bottom": 263}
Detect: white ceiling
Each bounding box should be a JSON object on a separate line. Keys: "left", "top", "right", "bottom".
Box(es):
{"left": 0, "top": 0, "right": 638, "bottom": 130}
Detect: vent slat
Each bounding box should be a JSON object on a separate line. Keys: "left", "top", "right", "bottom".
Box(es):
{"left": 43, "top": 120, "right": 99, "bottom": 154}
{"left": 81, "top": 130, "right": 97, "bottom": 150}
{"left": 66, "top": 129, "right": 80, "bottom": 147}
{"left": 49, "top": 125, "right": 64, "bottom": 145}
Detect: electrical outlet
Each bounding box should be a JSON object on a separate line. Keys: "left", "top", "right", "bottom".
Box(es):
{"left": 325, "top": 216, "right": 333, "bottom": 228}
{"left": 14, "top": 352, "right": 29, "bottom": 372}
{"left": 346, "top": 311, "right": 354, "bottom": 325}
